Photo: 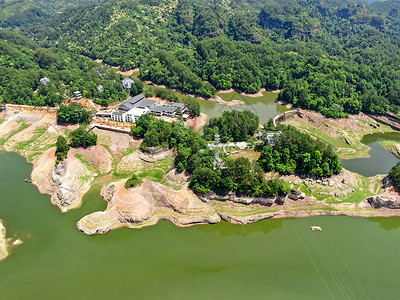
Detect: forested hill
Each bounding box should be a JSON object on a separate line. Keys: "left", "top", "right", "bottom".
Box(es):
{"left": 1, "top": 0, "right": 400, "bottom": 117}
{"left": 0, "top": 30, "right": 127, "bottom": 106}
{"left": 0, "top": 0, "right": 102, "bottom": 27}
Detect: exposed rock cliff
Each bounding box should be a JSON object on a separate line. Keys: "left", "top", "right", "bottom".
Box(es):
{"left": 32, "top": 145, "right": 112, "bottom": 213}
{"left": 367, "top": 195, "right": 400, "bottom": 209}
{"left": 77, "top": 179, "right": 220, "bottom": 235}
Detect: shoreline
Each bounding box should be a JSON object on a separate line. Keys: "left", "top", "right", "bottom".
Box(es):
{"left": 1, "top": 107, "right": 400, "bottom": 236}
{"left": 0, "top": 220, "right": 8, "bottom": 261}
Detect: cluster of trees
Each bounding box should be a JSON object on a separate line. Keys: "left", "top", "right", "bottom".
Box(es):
{"left": 57, "top": 103, "right": 92, "bottom": 124}
{"left": 129, "top": 80, "right": 143, "bottom": 97}
{"left": 389, "top": 162, "right": 400, "bottom": 191}
{"left": 190, "top": 157, "right": 290, "bottom": 196}
{"left": 258, "top": 126, "right": 342, "bottom": 177}
{"left": 147, "top": 86, "right": 179, "bottom": 102}
{"left": 125, "top": 174, "right": 143, "bottom": 189}
{"left": 132, "top": 114, "right": 289, "bottom": 197}
{"left": 55, "top": 125, "right": 97, "bottom": 163}
{"left": 183, "top": 98, "right": 200, "bottom": 117}
{"left": 203, "top": 110, "right": 259, "bottom": 142}
{"left": 55, "top": 136, "right": 70, "bottom": 163}
{"left": 69, "top": 126, "right": 97, "bottom": 148}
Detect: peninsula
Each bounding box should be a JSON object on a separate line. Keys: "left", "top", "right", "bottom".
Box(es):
{"left": 1, "top": 101, "right": 400, "bottom": 236}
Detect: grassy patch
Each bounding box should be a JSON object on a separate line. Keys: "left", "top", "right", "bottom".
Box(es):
{"left": 229, "top": 149, "right": 261, "bottom": 161}
{"left": 0, "top": 122, "right": 30, "bottom": 147}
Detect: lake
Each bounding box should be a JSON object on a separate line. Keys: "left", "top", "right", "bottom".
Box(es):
{"left": 198, "top": 90, "right": 288, "bottom": 125}
{"left": 1, "top": 151, "right": 400, "bottom": 299}
{"left": 341, "top": 132, "right": 400, "bottom": 177}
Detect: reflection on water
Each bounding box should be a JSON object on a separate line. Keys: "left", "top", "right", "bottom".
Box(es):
{"left": 340, "top": 132, "right": 400, "bottom": 177}
{"left": 198, "top": 91, "right": 288, "bottom": 126}
{"left": 368, "top": 217, "right": 400, "bottom": 231}
{"left": 194, "top": 218, "right": 284, "bottom": 237}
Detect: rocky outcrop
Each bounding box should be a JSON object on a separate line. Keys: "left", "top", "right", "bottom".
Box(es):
{"left": 139, "top": 147, "right": 173, "bottom": 163}
{"left": 0, "top": 221, "right": 8, "bottom": 261}
{"left": 73, "top": 145, "right": 113, "bottom": 175}
{"left": 77, "top": 179, "right": 220, "bottom": 235}
{"left": 197, "top": 191, "right": 283, "bottom": 206}
{"left": 367, "top": 195, "right": 400, "bottom": 209}
{"left": 31, "top": 147, "right": 57, "bottom": 194}
{"left": 164, "top": 166, "right": 190, "bottom": 185}
{"left": 50, "top": 152, "right": 95, "bottom": 212}
{"left": 288, "top": 189, "right": 306, "bottom": 200}
{"left": 32, "top": 147, "right": 96, "bottom": 213}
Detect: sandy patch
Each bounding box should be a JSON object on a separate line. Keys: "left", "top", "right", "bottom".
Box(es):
{"left": 117, "top": 68, "right": 139, "bottom": 76}
{"left": 93, "top": 128, "right": 140, "bottom": 157}
{"left": 210, "top": 96, "right": 244, "bottom": 106}
{"left": 185, "top": 113, "right": 208, "bottom": 131}
{"left": 73, "top": 145, "right": 113, "bottom": 175}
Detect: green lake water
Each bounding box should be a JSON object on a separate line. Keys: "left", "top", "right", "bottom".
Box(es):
{"left": 198, "top": 91, "right": 288, "bottom": 125}
{"left": 341, "top": 132, "right": 400, "bottom": 177}
{"left": 1, "top": 151, "right": 400, "bottom": 299}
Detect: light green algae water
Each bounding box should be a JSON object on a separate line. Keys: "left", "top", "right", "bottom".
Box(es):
{"left": 1, "top": 151, "right": 400, "bottom": 299}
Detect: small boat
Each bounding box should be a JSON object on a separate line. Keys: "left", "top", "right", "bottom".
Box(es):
{"left": 311, "top": 226, "right": 322, "bottom": 231}
{"left": 24, "top": 179, "right": 32, "bottom": 183}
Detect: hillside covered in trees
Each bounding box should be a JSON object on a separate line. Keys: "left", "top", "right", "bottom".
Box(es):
{"left": 0, "top": 30, "right": 129, "bottom": 106}
{"left": 0, "top": 0, "right": 400, "bottom": 117}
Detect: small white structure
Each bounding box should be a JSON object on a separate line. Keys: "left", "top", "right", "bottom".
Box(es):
{"left": 97, "top": 85, "right": 104, "bottom": 92}
{"left": 311, "top": 226, "right": 322, "bottom": 231}
{"left": 40, "top": 77, "right": 50, "bottom": 85}
{"left": 73, "top": 91, "right": 82, "bottom": 100}
{"left": 121, "top": 78, "right": 135, "bottom": 91}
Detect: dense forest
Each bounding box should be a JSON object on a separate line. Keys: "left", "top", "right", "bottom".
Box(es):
{"left": 258, "top": 125, "right": 342, "bottom": 176}
{"left": 203, "top": 110, "right": 260, "bottom": 142}
{"left": 0, "top": 30, "right": 128, "bottom": 106}
{"left": 0, "top": 0, "right": 400, "bottom": 117}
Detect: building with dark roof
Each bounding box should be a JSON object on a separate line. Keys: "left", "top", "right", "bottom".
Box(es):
{"left": 110, "top": 94, "right": 187, "bottom": 123}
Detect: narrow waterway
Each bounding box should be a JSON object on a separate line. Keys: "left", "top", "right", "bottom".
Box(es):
{"left": 341, "top": 132, "right": 400, "bottom": 177}
{"left": 1, "top": 151, "right": 400, "bottom": 299}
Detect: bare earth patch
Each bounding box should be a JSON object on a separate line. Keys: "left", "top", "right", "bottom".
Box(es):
{"left": 283, "top": 110, "right": 396, "bottom": 159}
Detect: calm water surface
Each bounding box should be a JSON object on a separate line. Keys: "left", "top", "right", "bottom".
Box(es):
{"left": 1, "top": 151, "right": 400, "bottom": 299}
{"left": 199, "top": 91, "right": 288, "bottom": 125}
{"left": 341, "top": 132, "right": 400, "bottom": 177}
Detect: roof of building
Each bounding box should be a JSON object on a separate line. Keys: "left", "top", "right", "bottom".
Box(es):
{"left": 40, "top": 77, "right": 50, "bottom": 85}
{"left": 112, "top": 111, "right": 124, "bottom": 116}
{"left": 171, "top": 103, "right": 186, "bottom": 109}
{"left": 150, "top": 106, "right": 164, "bottom": 113}
{"left": 127, "top": 94, "right": 145, "bottom": 104}
{"left": 162, "top": 106, "right": 177, "bottom": 113}
{"left": 121, "top": 78, "right": 135, "bottom": 90}
{"left": 126, "top": 107, "right": 150, "bottom": 116}
{"left": 135, "top": 99, "right": 157, "bottom": 108}
{"left": 118, "top": 94, "right": 147, "bottom": 111}
{"left": 122, "top": 78, "right": 135, "bottom": 85}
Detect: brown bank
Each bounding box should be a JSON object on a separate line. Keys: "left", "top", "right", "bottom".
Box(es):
{"left": 1, "top": 106, "right": 400, "bottom": 236}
